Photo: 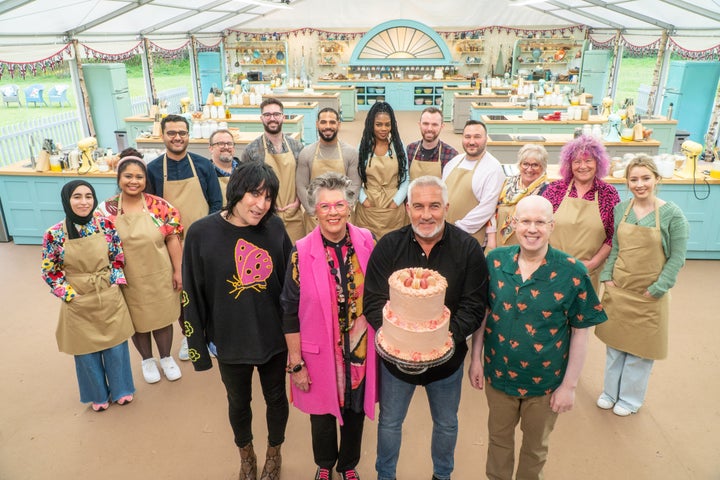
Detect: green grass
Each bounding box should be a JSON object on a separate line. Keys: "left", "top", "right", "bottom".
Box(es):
{"left": 0, "top": 56, "right": 193, "bottom": 128}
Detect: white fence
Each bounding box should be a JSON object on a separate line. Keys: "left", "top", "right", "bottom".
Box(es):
{"left": 0, "top": 87, "right": 190, "bottom": 167}
{"left": 0, "top": 111, "right": 82, "bottom": 167}
{"left": 131, "top": 87, "right": 189, "bottom": 116}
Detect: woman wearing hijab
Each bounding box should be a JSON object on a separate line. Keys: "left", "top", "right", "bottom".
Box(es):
{"left": 41, "top": 180, "right": 135, "bottom": 412}
{"left": 96, "top": 156, "right": 184, "bottom": 384}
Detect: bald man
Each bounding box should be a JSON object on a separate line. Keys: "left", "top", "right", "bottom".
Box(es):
{"left": 469, "top": 196, "right": 607, "bottom": 480}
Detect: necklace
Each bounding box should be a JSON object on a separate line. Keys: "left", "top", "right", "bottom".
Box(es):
{"left": 323, "top": 232, "right": 358, "bottom": 333}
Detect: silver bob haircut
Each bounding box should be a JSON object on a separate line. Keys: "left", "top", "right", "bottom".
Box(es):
{"left": 306, "top": 172, "right": 357, "bottom": 211}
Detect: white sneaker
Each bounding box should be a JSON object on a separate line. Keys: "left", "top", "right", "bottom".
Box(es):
{"left": 613, "top": 404, "right": 633, "bottom": 416}
{"left": 160, "top": 356, "right": 182, "bottom": 381}
{"left": 596, "top": 396, "right": 614, "bottom": 410}
{"left": 178, "top": 337, "right": 189, "bottom": 361}
{"left": 141, "top": 358, "right": 161, "bottom": 384}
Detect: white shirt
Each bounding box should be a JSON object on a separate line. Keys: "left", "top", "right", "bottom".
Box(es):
{"left": 442, "top": 150, "right": 506, "bottom": 234}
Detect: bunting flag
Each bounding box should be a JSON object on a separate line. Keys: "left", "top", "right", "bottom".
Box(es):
{"left": 0, "top": 44, "right": 71, "bottom": 80}
{"left": 83, "top": 42, "right": 143, "bottom": 62}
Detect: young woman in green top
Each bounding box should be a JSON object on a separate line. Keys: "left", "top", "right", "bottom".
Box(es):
{"left": 595, "top": 155, "right": 689, "bottom": 416}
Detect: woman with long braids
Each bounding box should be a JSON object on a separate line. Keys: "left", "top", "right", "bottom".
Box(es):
{"left": 354, "top": 102, "right": 409, "bottom": 239}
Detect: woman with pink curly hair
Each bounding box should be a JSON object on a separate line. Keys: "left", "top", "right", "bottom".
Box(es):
{"left": 541, "top": 135, "right": 620, "bottom": 289}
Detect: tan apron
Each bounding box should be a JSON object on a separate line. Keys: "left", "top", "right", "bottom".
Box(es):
{"left": 495, "top": 203, "right": 518, "bottom": 247}
{"left": 409, "top": 144, "right": 443, "bottom": 181}
{"left": 115, "top": 194, "right": 180, "bottom": 333}
{"left": 264, "top": 137, "right": 304, "bottom": 243}
{"left": 303, "top": 142, "right": 345, "bottom": 234}
{"left": 218, "top": 176, "right": 230, "bottom": 207}
{"left": 596, "top": 202, "right": 669, "bottom": 360}
{"left": 354, "top": 153, "right": 407, "bottom": 239}
{"left": 163, "top": 154, "right": 208, "bottom": 230}
{"left": 445, "top": 157, "right": 486, "bottom": 245}
{"left": 56, "top": 225, "right": 134, "bottom": 355}
{"left": 550, "top": 182, "right": 606, "bottom": 290}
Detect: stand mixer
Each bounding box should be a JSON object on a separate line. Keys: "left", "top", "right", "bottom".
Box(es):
{"left": 77, "top": 137, "right": 98, "bottom": 174}
{"left": 679, "top": 140, "right": 703, "bottom": 178}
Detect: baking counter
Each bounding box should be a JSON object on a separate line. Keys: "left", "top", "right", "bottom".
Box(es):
{"left": 487, "top": 133, "right": 661, "bottom": 162}
{"left": 135, "top": 131, "right": 301, "bottom": 157}
{"left": 480, "top": 115, "right": 677, "bottom": 153}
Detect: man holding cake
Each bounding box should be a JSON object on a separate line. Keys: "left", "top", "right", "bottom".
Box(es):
{"left": 365, "top": 175, "right": 488, "bottom": 480}
{"left": 469, "top": 195, "right": 607, "bottom": 480}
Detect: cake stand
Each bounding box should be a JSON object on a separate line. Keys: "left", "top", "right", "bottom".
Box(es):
{"left": 375, "top": 333, "right": 455, "bottom": 375}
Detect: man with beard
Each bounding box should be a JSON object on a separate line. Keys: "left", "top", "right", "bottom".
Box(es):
{"left": 241, "top": 98, "right": 305, "bottom": 242}
{"left": 208, "top": 129, "right": 239, "bottom": 206}
{"left": 295, "top": 107, "right": 361, "bottom": 234}
{"left": 146, "top": 114, "right": 223, "bottom": 361}
{"left": 442, "top": 120, "right": 505, "bottom": 245}
{"left": 406, "top": 107, "right": 458, "bottom": 181}
{"left": 364, "top": 175, "right": 488, "bottom": 480}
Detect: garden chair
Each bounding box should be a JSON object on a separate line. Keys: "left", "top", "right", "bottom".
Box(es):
{"left": 1, "top": 84, "right": 21, "bottom": 107}
{"left": 48, "top": 85, "right": 70, "bottom": 107}
{"left": 24, "top": 84, "right": 48, "bottom": 107}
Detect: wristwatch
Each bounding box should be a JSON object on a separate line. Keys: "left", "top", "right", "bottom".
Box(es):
{"left": 286, "top": 360, "right": 305, "bottom": 374}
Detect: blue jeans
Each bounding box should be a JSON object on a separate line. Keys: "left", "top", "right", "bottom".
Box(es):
{"left": 600, "top": 346, "right": 655, "bottom": 412}
{"left": 74, "top": 341, "right": 134, "bottom": 404}
{"left": 376, "top": 362, "right": 463, "bottom": 480}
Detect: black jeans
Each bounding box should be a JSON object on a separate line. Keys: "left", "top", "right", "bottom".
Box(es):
{"left": 217, "top": 351, "right": 289, "bottom": 448}
{"left": 310, "top": 409, "right": 365, "bottom": 471}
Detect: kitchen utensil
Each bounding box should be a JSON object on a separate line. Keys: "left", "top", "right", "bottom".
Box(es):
{"left": 532, "top": 48, "right": 542, "bottom": 60}
{"left": 252, "top": 50, "right": 261, "bottom": 59}
{"left": 276, "top": 51, "right": 285, "bottom": 61}
{"left": 234, "top": 49, "right": 240, "bottom": 67}
{"left": 553, "top": 49, "right": 566, "bottom": 61}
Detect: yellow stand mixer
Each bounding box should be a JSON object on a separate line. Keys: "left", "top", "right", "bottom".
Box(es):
{"left": 679, "top": 140, "right": 703, "bottom": 179}
{"left": 77, "top": 137, "right": 98, "bottom": 174}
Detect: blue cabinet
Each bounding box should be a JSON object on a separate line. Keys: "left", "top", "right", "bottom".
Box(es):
{"left": 0, "top": 170, "right": 117, "bottom": 244}
{"left": 661, "top": 61, "right": 720, "bottom": 143}
{"left": 198, "top": 52, "right": 223, "bottom": 104}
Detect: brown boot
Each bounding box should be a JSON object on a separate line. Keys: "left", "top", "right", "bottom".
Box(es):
{"left": 238, "top": 442, "right": 257, "bottom": 480}
{"left": 259, "top": 444, "right": 282, "bottom": 480}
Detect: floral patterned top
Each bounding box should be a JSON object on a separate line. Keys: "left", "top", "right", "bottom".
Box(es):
{"left": 95, "top": 193, "right": 183, "bottom": 238}
{"left": 41, "top": 216, "right": 127, "bottom": 302}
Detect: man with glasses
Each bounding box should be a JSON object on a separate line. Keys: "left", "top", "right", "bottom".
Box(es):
{"left": 146, "top": 114, "right": 223, "bottom": 360}
{"left": 241, "top": 98, "right": 304, "bottom": 242}
{"left": 469, "top": 195, "right": 606, "bottom": 480}
{"left": 364, "top": 175, "right": 487, "bottom": 480}
{"left": 208, "top": 129, "right": 239, "bottom": 206}
{"left": 295, "top": 107, "right": 361, "bottom": 235}
{"left": 441, "top": 120, "right": 505, "bottom": 246}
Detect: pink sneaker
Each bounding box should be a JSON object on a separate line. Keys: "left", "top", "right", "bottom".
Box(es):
{"left": 91, "top": 402, "right": 109, "bottom": 412}
{"left": 116, "top": 394, "right": 134, "bottom": 405}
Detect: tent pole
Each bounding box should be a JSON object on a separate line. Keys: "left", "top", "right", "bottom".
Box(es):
{"left": 646, "top": 30, "right": 669, "bottom": 117}
{"left": 653, "top": 40, "right": 674, "bottom": 117}
{"left": 189, "top": 36, "right": 201, "bottom": 110}
{"left": 606, "top": 30, "right": 622, "bottom": 101}
{"left": 141, "top": 37, "right": 158, "bottom": 107}
{"left": 702, "top": 80, "right": 720, "bottom": 162}
{"left": 71, "top": 39, "right": 96, "bottom": 139}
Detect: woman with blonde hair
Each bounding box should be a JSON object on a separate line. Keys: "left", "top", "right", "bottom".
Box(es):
{"left": 595, "top": 155, "right": 689, "bottom": 416}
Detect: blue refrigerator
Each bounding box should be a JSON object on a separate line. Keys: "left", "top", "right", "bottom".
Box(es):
{"left": 660, "top": 61, "right": 720, "bottom": 143}
{"left": 579, "top": 50, "right": 612, "bottom": 107}
{"left": 81, "top": 63, "right": 132, "bottom": 151}
{"left": 198, "top": 52, "right": 223, "bottom": 103}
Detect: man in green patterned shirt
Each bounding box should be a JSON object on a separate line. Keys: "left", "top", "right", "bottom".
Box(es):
{"left": 469, "top": 195, "right": 607, "bottom": 480}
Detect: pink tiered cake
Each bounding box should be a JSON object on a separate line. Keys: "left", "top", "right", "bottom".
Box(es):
{"left": 377, "top": 268, "right": 453, "bottom": 362}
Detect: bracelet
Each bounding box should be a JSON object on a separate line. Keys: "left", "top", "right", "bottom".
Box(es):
{"left": 286, "top": 360, "right": 305, "bottom": 374}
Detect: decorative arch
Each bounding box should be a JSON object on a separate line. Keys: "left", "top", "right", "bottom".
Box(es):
{"left": 350, "top": 19, "right": 453, "bottom": 66}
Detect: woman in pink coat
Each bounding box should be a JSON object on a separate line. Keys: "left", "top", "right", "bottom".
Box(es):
{"left": 281, "top": 172, "right": 377, "bottom": 480}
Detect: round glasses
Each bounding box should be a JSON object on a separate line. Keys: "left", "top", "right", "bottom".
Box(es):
{"left": 316, "top": 201, "right": 349, "bottom": 214}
